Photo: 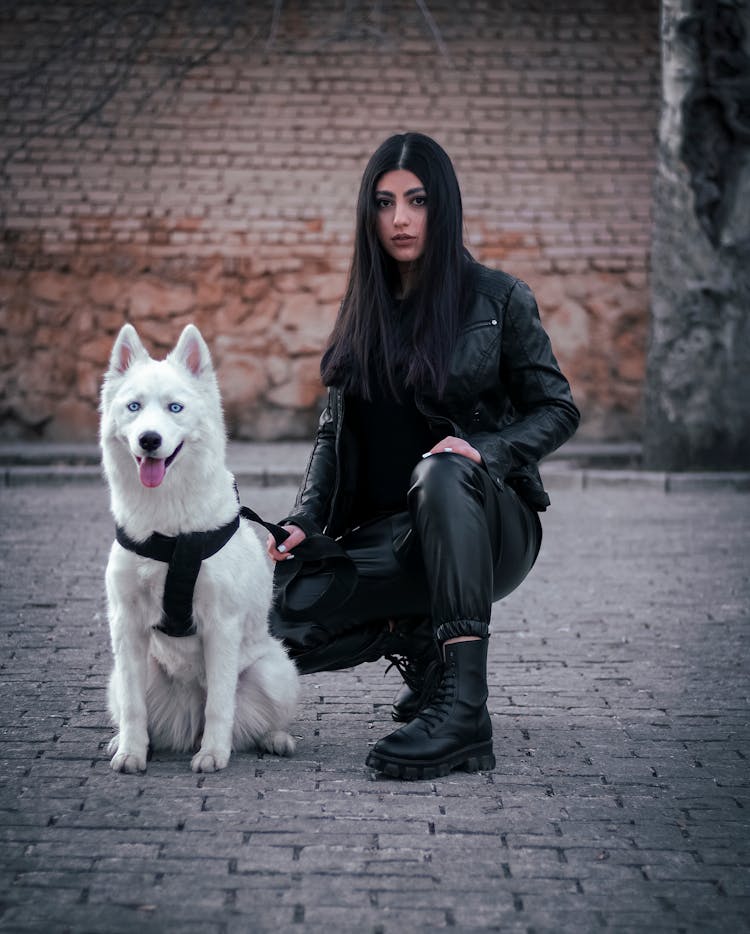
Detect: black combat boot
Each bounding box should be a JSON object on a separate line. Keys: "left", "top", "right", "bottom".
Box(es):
{"left": 366, "top": 638, "right": 495, "bottom": 780}
{"left": 384, "top": 618, "right": 443, "bottom": 722}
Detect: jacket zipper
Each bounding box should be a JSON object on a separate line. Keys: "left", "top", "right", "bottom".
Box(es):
{"left": 325, "top": 388, "right": 344, "bottom": 535}
{"left": 414, "top": 393, "right": 462, "bottom": 440}
{"left": 460, "top": 317, "right": 499, "bottom": 334}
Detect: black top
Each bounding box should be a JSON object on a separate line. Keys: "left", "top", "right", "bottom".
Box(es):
{"left": 346, "top": 380, "right": 439, "bottom": 524}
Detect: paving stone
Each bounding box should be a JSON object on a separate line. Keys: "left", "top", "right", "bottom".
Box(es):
{"left": 1, "top": 481, "right": 748, "bottom": 932}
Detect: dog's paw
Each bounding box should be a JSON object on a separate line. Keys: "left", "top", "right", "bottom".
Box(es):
{"left": 110, "top": 750, "right": 147, "bottom": 774}
{"left": 259, "top": 730, "right": 296, "bottom": 757}
{"left": 191, "top": 748, "right": 230, "bottom": 773}
{"left": 107, "top": 734, "right": 120, "bottom": 756}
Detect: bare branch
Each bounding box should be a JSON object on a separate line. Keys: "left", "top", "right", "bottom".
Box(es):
{"left": 415, "top": 0, "right": 451, "bottom": 62}
{"left": 267, "top": 0, "right": 284, "bottom": 50}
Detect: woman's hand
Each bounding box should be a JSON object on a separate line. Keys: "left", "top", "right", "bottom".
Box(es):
{"left": 266, "top": 523, "right": 307, "bottom": 562}
{"left": 423, "top": 435, "right": 482, "bottom": 464}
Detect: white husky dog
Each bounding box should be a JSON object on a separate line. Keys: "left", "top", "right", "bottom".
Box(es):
{"left": 100, "top": 322, "right": 299, "bottom": 773}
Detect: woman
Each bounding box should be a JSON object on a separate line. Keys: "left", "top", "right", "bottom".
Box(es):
{"left": 266, "top": 132, "right": 580, "bottom": 780}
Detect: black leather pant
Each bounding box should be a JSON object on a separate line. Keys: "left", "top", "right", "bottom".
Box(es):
{"left": 270, "top": 453, "right": 542, "bottom": 674}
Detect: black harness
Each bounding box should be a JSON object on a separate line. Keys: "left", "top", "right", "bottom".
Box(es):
{"left": 116, "top": 516, "right": 242, "bottom": 637}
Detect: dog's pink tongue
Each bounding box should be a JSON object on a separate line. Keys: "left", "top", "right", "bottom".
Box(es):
{"left": 139, "top": 457, "right": 166, "bottom": 488}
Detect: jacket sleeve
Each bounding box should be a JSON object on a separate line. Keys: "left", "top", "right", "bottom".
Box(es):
{"left": 469, "top": 279, "right": 580, "bottom": 480}
{"left": 279, "top": 391, "right": 337, "bottom": 535}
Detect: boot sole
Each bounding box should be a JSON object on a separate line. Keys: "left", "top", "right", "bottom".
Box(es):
{"left": 366, "top": 741, "right": 495, "bottom": 781}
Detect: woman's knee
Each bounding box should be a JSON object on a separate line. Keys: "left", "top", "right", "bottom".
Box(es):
{"left": 409, "top": 452, "right": 482, "bottom": 510}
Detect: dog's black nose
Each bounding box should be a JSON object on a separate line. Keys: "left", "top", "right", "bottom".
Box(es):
{"left": 138, "top": 431, "right": 162, "bottom": 453}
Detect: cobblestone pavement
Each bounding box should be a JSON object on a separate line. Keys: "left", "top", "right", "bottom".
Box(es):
{"left": 1, "top": 479, "right": 748, "bottom": 933}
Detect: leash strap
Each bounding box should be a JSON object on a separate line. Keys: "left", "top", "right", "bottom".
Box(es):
{"left": 238, "top": 505, "right": 290, "bottom": 545}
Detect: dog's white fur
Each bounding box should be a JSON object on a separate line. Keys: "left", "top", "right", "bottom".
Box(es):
{"left": 100, "top": 323, "right": 299, "bottom": 773}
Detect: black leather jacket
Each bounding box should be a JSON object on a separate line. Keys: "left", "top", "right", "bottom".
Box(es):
{"left": 285, "top": 263, "right": 580, "bottom": 538}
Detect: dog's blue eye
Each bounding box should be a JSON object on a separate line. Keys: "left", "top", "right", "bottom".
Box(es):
{"left": 127, "top": 401, "right": 141, "bottom": 412}
{"left": 169, "top": 403, "right": 184, "bottom": 414}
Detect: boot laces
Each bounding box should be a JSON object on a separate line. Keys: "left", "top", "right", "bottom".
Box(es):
{"left": 384, "top": 653, "right": 431, "bottom": 691}
{"left": 413, "top": 660, "right": 457, "bottom": 728}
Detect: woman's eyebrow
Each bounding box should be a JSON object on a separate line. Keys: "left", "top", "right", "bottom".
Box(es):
{"left": 375, "top": 187, "right": 426, "bottom": 197}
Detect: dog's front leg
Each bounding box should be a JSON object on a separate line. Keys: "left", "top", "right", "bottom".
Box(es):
{"left": 191, "top": 623, "right": 241, "bottom": 773}
{"left": 109, "top": 623, "right": 151, "bottom": 774}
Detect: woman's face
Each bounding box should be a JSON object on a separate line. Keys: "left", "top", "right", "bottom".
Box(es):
{"left": 374, "top": 169, "right": 428, "bottom": 270}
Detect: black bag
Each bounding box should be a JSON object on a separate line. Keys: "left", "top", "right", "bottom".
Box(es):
{"left": 240, "top": 507, "right": 358, "bottom": 621}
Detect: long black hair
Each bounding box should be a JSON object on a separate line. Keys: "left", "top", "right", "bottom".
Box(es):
{"left": 320, "top": 132, "right": 473, "bottom": 399}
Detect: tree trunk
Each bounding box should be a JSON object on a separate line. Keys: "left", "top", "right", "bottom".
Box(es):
{"left": 644, "top": 0, "right": 750, "bottom": 470}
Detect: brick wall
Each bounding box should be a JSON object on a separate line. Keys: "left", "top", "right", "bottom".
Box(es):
{"left": 0, "top": 0, "right": 660, "bottom": 441}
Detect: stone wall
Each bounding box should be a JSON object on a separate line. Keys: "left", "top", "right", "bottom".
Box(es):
{"left": 644, "top": 0, "right": 750, "bottom": 469}
{"left": 0, "top": 0, "right": 660, "bottom": 442}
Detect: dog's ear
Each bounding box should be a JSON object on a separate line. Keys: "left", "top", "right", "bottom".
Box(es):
{"left": 170, "top": 324, "right": 212, "bottom": 377}
{"left": 109, "top": 324, "right": 149, "bottom": 375}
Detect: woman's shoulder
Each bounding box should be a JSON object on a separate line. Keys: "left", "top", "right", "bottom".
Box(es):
{"left": 466, "top": 261, "right": 531, "bottom": 306}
